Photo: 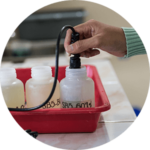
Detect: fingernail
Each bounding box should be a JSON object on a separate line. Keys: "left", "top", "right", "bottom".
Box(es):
{"left": 94, "top": 52, "right": 99, "bottom": 56}
{"left": 66, "top": 44, "right": 73, "bottom": 52}
{"left": 70, "top": 44, "right": 74, "bottom": 51}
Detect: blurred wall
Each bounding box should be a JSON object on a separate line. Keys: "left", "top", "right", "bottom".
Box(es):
{"left": 37, "top": 0, "right": 131, "bottom": 27}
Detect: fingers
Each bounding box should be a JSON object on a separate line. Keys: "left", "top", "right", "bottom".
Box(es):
{"left": 64, "top": 21, "right": 93, "bottom": 49}
{"left": 64, "top": 20, "right": 101, "bottom": 58}
{"left": 80, "top": 49, "right": 100, "bottom": 58}
{"left": 65, "top": 36, "right": 100, "bottom": 54}
{"left": 85, "top": 49, "right": 100, "bottom": 58}
{"left": 64, "top": 29, "right": 72, "bottom": 49}
{"left": 67, "top": 49, "right": 100, "bottom": 58}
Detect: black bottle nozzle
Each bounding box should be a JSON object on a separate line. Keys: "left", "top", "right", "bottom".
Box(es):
{"left": 71, "top": 32, "right": 80, "bottom": 44}
{"left": 70, "top": 54, "right": 81, "bottom": 69}
{"left": 69, "top": 32, "right": 81, "bottom": 69}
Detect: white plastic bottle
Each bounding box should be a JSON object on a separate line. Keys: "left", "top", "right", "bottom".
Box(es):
{"left": 25, "top": 66, "right": 60, "bottom": 109}
{"left": 60, "top": 66, "right": 95, "bottom": 108}
{"left": 0, "top": 68, "right": 25, "bottom": 108}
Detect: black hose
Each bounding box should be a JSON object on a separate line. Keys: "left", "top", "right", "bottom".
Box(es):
{"left": 25, "top": 130, "right": 38, "bottom": 138}
{"left": 9, "top": 25, "right": 76, "bottom": 111}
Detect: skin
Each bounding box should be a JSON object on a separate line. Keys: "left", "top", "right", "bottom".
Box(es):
{"left": 64, "top": 19, "right": 127, "bottom": 58}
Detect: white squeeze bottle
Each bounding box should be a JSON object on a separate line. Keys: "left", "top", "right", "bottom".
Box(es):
{"left": 25, "top": 66, "right": 61, "bottom": 109}
{"left": 0, "top": 68, "right": 25, "bottom": 108}
{"left": 60, "top": 54, "right": 95, "bottom": 108}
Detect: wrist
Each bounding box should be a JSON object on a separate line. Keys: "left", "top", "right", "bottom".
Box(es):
{"left": 106, "top": 26, "right": 127, "bottom": 57}
{"left": 118, "top": 27, "right": 127, "bottom": 57}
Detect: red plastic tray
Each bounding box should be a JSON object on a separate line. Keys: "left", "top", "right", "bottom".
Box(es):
{"left": 10, "top": 65, "right": 110, "bottom": 133}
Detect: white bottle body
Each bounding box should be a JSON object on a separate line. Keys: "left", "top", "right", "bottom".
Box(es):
{"left": 25, "top": 66, "right": 60, "bottom": 109}
{"left": 0, "top": 68, "right": 25, "bottom": 108}
{"left": 60, "top": 66, "right": 95, "bottom": 108}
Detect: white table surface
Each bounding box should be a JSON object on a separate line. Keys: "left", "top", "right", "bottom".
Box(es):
{"left": 1, "top": 54, "right": 136, "bottom": 149}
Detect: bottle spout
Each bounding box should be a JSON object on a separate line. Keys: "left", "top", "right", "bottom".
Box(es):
{"left": 69, "top": 54, "right": 81, "bottom": 69}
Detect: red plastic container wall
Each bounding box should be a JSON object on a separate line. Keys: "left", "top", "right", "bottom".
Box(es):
{"left": 10, "top": 65, "right": 111, "bottom": 133}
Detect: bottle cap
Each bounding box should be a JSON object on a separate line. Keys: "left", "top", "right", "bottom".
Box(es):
{"left": 0, "top": 68, "right": 16, "bottom": 80}
{"left": 31, "top": 66, "right": 52, "bottom": 79}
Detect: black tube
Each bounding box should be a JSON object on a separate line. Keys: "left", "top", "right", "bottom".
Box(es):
{"left": 9, "top": 25, "right": 76, "bottom": 111}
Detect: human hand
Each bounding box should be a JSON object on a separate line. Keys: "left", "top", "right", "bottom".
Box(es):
{"left": 64, "top": 19, "right": 127, "bottom": 58}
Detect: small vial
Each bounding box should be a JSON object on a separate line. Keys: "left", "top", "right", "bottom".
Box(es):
{"left": 0, "top": 68, "right": 25, "bottom": 108}
{"left": 60, "top": 66, "right": 95, "bottom": 108}
{"left": 25, "top": 66, "right": 60, "bottom": 109}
